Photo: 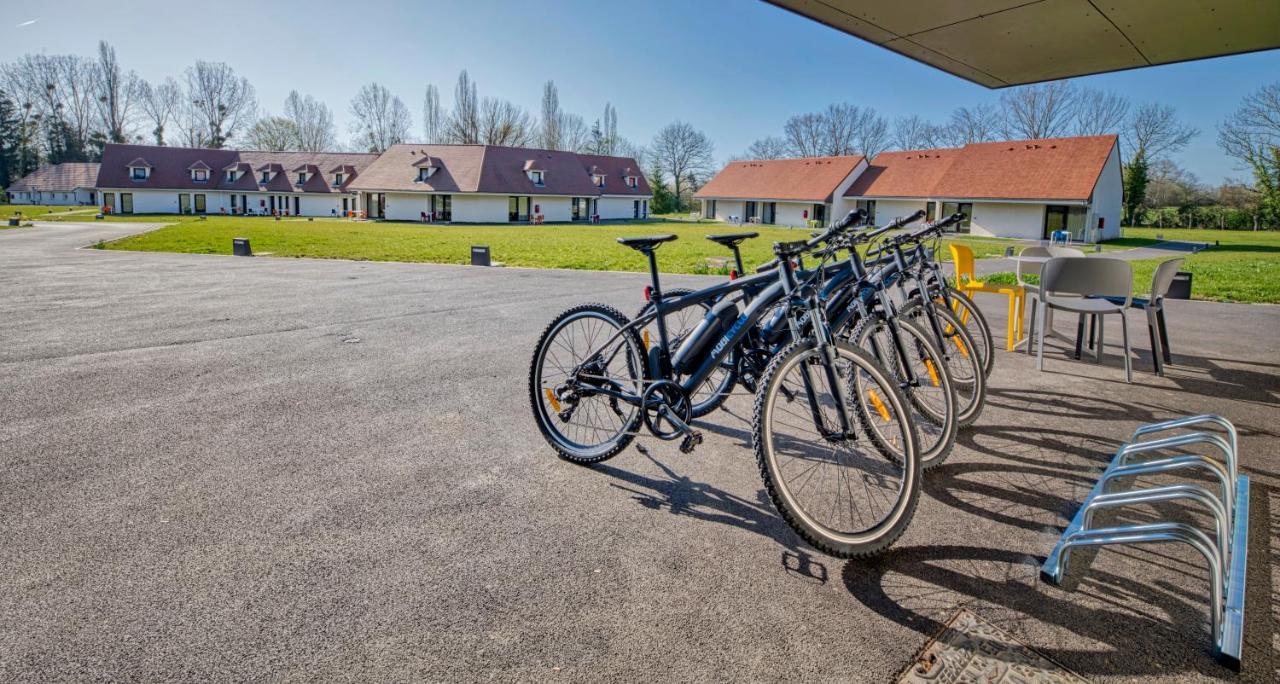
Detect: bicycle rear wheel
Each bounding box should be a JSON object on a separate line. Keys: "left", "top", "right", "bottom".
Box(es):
{"left": 940, "top": 286, "right": 994, "bottom": 378}
{"left": 753, "top": 339, "right": 920, "bottom": 558}
{"left": 529, "top": 303, "right": 647, "bottom": 463}
{"left": 902, "top": 300, "right": 987, "bottom": 428}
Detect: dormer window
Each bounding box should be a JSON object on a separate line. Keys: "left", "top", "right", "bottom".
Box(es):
{"left": 297, "top": 172, "right": 307, "bottom": 185}
{"left": 593, "top": 174, "right": 605, "bottom": 188}
{"left": 226, "top": 170, "right": 238, "bottom": 182}
{"left": 626, "top": 176, "right": 638, "bottom": 188}
{"left": 334, "top": 172, "right": 345, "bottom": 186}
{"left": 261, "top": 171, "right": 270, "bottom": 184}
{"left": 529, "top": 170, "right": 545, "bottom": 186}
{"left": 131, "top": 166, "right": 148, "bottom": 180}
{"left": 192, "top": 169, "right": 208, "bottom": 182}
{"left": 417, "top": 167, "right": 434, "bottom": 182}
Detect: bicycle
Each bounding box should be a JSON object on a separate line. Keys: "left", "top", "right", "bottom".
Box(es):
{"left": 529, "top": 211, "right": 921, "bottom": 558}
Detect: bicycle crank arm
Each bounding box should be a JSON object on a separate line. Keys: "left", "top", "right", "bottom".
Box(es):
{"left": 657, "top": 405, "right": 704, "bottom": 454}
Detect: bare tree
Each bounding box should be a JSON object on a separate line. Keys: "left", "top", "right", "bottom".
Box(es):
{"left": 349, "top": 82, "right": 411, "bottom": 152}
{"left": 1073, "top": 87, "right": 1129, "bottom": 136}
{"left": 284, "top": 90, "right": 335, "bottom": 152}
{"left": 539, "top": 80, "right": 560, "bottom": 150}
{"left": 783, "top": 112, "right": 825, "bottom": 157}
{"left": 742, "top": 136, "right": 790, "bottom": 160}
{"left": 558, "top": 112, "right": 590, "bottom": 153}
{"left": 1128, "top": 102, "right": 1198, "bottom": 160}
{"left": 184, "top": 61, "right": 256, "bottom": 148}
{"left": 1000, "top": 80, "right": 1077, "bottom": 140}
{"left": 650, "top": 121, "right": 714, "bottom": 210}
{"left": 478, "top": 97, "right": 535, "bottom": 146}
{"left": 944, "top": 103, "right": 1002, "bottom": 145}
{"left": 1218, "top": 82, "right": 1280, "bottom": 225}
{"left": 93, "top": 41, "right": 140, "bottom": 144}
{"left": 3, "top": 54, "right": 98, "bottom": 158}
{"left": 137, "top": 77, "right": 181, "bottom": 145}
{"left": 854, "top": 108, "right": 890, "bottom": 158}
{"left": 445, "top": 70, "right": 480, "bottom": 144}
{"left": 422, "top": 83, "right": 443, "bottom": 143}
{"left": 245, "top": 116, "right": 300, "bottom": 151}
{"left": 600, "top": 102, "right": 618, "bottom": 155}
{"left": 892, "top": 115, "right": 943, "bottom": 151}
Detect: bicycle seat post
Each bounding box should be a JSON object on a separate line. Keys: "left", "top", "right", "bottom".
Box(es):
{"left": 644, "top": 247, "right": 674, "bottom": 357}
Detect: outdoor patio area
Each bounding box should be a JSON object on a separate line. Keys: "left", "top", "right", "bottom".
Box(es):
{"left": 2, "top": 221, "right": 1277, "bottom": 680}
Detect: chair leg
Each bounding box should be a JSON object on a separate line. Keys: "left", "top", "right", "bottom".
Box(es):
{"left": 1095, "top": 316, "right": 1105, "bottom": 363}
{"left": 1036, "top": 303, "right": 1047, "bottom": 371}
{"left": 1088, "top": 315, "right": 1096, "bottom": 350}
{"left": 1074, "top": 313, "right": 1086, "bottom": 360}
{"left": 1156, "top": 307, "right": 1172, "bottom": 364}
{"left": 1146, "top": 308, "right": 1163, "bottom": 376}
{"left": 1006, "top": 294, "right": 1017, "bottom": 351}
{"left": 1120, "top": 313, "right": 1132, "bottom": 383}
{"left": 1025, "top": 297, "right": 1038, "bottom": 357}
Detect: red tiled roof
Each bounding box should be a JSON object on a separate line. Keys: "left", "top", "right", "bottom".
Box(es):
{"left": 695, "top": 156, "right": 866, "bottom": 202}
{"left": 847, "top": 135, "right": 1117, "bottom": 202}
{"left": 96, "top": 144, "right": 378, "bottom": 193}
{"left": 7, "top": 163, "right": 100, "bottom": 192}
{"left": 348, "top": 145, "right": 651, "bottom": 197}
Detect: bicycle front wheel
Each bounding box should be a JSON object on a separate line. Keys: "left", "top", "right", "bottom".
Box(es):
{"left": 752, "top": 339, "right": 920, "bottom": 559}
{"left": 940, "top": 286, "right": 994, "bottom": 378}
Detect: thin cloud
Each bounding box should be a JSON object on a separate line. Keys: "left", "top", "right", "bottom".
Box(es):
{"left": 17, "top": 19, "right": 39, "bottom": 27}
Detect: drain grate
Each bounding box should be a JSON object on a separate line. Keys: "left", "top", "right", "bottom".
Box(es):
{"left": 898, "top": 609, "right": 1088, "bottom": 683}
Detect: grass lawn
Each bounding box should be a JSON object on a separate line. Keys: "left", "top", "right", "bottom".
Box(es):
{"left": 102, "top": 215, "right": 1020, "bottom": 273}
{"left": 2, "top": 204, "right": 97, "bottom": 218}
{"left": 983, "top": 227, "right": 1280, "bottom": 304}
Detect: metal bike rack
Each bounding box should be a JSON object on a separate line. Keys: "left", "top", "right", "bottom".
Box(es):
{"left": 1040, "top": 415, "right": 1249, "bottom": 670}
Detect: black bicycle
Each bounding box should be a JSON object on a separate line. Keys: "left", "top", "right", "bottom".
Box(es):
{"left": 529, "top": 211, "right": 921, "bottom": 558}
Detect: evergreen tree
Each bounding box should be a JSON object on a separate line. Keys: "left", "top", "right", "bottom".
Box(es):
{"left": 0, "top": 91, "right": 18, "bottom": 189}
{"left": 1122, "top": 150, "right": 1149, "bottom": 226}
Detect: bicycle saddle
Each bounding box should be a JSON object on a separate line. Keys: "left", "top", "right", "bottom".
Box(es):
{"left": 705, "top": 232, "right": 758, "bottom": 247}
{"left": 617, "top": 235, "right": 678, "bottom": 251}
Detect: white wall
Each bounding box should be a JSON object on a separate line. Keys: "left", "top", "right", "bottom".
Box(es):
{"left": 597, "top": 197, "right": 643, "bottom": 220}
{"left": 537, "top": 197, "right": 573, "bottom": 222}
{"left": 773, "top": 201, "right": 817, "bottom": 227}
{"left": 383, "top": 192, "right": 431, "bottom": 221}
{"left": 831, "top": 158, "right": 870, "bottom": 221}
{"left": 968, "top": 202, "right": 1047, "bottom": 240}
{"left": 872, "top": 199, "right": 929, "bottom": 226}
{"left": 1088, "top": 144, "right": 1123, "bottom": 242}
{"left": 451, "top": 195, "right": 509, "bottom": 223}
{"left": 7, "top": 189, "right": 96, "bottom": 205}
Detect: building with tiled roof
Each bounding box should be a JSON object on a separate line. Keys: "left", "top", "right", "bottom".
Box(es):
{"left": 6, "top": 163, "right": 101, "bottom": 205}
{"left": 697, "top": 135, "right": 1122, "bottom": 243}
{"left": 694, "top": 156, "right": 867, "bottom": 227}
{"left": 348, "top": 144, "right": 651, "bottom": 222}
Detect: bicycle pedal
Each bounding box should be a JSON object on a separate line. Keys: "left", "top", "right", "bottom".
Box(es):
{"left": 679, "top": 431, "right": 703, "bottom": 454}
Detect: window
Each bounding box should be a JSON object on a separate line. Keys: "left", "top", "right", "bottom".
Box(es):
{"left": 297, "top": 173, "right": 306, "bottom": 185}
{"left": 508, "top": 196, "right": 530, "bottom": 222}
{"left": 1043, "top": 204, "right": 1087, "bottom": 241}
{"left": 704, "top": 199, "right": 717, "bottom": 219}
{"left": 194, "top": 194, "right": 206, "bottom": 213}
{"left": 744, "top": 201, "right": 758, "bottom": 221}
{"left": 261, "top": 171, "right": 270, "bottom": 183}
{"left": 926, "top": 201, "right": 937, "bottom": 222}
{"left": 417, "top": 167, "right": 432, "bottom": 182}
{"left": 193, "top": 169, "right": 207, "bottom": 182}
{"left": 130, "top": 167, "right": 147, "bottom": 180}
{"left": 179, "top": 194, "right": 191, "bottom": 214}
{"left": 593, "top": 174, "right": 605, "bottom": 188}
{"left": 940, "top": 202, "right": 972, "bottom": 233}
{"left": 334, "top": 173, "right": 345, "bottom": 186}
{"left": 633, "top": 200, "right": 640, "bottom": 219}
{"left": 811, "top": 203, "right": 826, "bottom": 226}
{"left": 226, "top": 170, "right": 237, "bottom": 182}
{"left": 529, "top": 170, "right": 544, "bottom": 186}
{"left": 432, "top": 194, "right": 452, "bottom": 221}
{"left": 626, "top": 176, "right": 637, "bottom": 188}
{"left": 855, "top": 199, "right": 876, "bottom": 226}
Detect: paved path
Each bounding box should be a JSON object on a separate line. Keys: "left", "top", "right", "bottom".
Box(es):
{"left": 3, "top": 222, "right": 1278, "bottom": 681}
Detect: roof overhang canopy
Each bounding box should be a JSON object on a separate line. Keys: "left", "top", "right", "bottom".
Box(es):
{"left": 765, "top": 0, "right": 1280, "bottom": 88}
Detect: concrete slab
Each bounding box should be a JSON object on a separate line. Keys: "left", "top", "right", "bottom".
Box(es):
{"left": 2, "top": 222, "right": 1278, "bottom": 681}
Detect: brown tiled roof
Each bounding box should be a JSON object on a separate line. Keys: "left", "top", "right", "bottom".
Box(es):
{"left": 347, "top": 145, "right": 651, "bottom": 197}
{"left": 695, "top": 156, "right": 865, "bottom": 202}
{"left": 96, "top": 144, "right": 378, "bottom": 193}
{"left": 574, "top": 153, "right": 651, "bottom": 196}
{"left": 847, "top": 135, "right": 1118, "bottom": 201}
{"left": 7, "top": 163, "right": 100, "bottom": 192}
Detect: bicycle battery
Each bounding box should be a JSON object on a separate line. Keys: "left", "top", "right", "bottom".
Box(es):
{"left": 671, "top": 297, "right": 740, "bottom": 374}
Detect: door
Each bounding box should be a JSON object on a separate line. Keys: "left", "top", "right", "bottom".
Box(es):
{"left": 120, "top": 193, "right": 133, "bottom": 214}
{"left": 293, "top": 196, "right": 300, "bottom": 216}
{"left": 633, "top": 200, "right": 640, "bottom": 219}
{"left": 103, "top": 192, "right": 115, "bottom": 212}
{"left": 744, "top": 201, "right": 758, "bottom": 222}
{"left": 762, "top": 202, "right": 776, "bottom": 225}
{"left": 508, "top": 196, "right": 530, "bottom": 222}
{"left": 194, "top": 194, "right": 206, "bottom": 213}
{"left": 941, "top": 202, "right": 972, "bottom": 233}
{"left": 926, "top": 201, "right": 937, "bottom": 222}
{"left": 811, "top": 203, "right": 826, "bottom": 226}
{"left": 179, "top": 194, "right": 191, "bottom": 214}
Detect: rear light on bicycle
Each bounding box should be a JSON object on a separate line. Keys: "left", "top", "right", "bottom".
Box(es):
{"left": 729, "top": 269, "right": 738, "bottom": 280}
{"left": 644, "top": 286, "right": 652, "bottom": 301}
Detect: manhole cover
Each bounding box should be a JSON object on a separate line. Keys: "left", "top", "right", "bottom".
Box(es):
{"left": 898, "top": 608, "right": 1088, "bottom": 683}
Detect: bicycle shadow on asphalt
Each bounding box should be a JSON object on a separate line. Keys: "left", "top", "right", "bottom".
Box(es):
{"left": 590, "top": 451, "right": 831, "bottom": 586}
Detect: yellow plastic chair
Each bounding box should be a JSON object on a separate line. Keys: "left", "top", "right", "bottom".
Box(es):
{"left": 949, "top": 243, "right": 1024, "bottom": 351}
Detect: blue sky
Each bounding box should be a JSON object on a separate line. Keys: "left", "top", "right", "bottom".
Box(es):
{"left": 6, "top": 0, "right": 1278, "bottom": 183}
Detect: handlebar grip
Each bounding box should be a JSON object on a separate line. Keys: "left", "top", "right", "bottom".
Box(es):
{"left": 756, "top": 258, "right": 778, "bottom": 273}
{"left": 889, "top": 209, "right": 927, "bottom": 230}
{"left": 833, "top": 208, "right": 867, "bottom": 231}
